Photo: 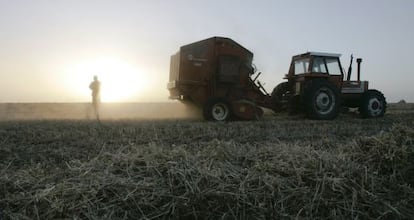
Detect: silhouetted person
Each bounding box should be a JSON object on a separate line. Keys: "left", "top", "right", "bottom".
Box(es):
{"left": 89, "top": 75, "right": 101, "bottom": 120}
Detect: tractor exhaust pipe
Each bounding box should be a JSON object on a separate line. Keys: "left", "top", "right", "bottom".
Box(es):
{"left": 356, "top": 58, "right": 362, "bottom": 81}
{"left": 347, "top": 54, "right": 353, "bottom": 81}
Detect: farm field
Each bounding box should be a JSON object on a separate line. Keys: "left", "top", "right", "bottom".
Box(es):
{"left": 0, "top": 103, "right": 413, "bottom": 219}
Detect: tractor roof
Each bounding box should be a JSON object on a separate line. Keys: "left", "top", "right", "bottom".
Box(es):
{"left": 293, "top": 52, "right": 342, "bottom": 59}
{"left": 309, "top": 52, "right": 341, "bottom": 57}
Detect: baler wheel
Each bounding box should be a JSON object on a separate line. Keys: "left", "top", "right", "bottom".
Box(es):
{"left": 203, "top": 98, "right": 232, "bottom": 121}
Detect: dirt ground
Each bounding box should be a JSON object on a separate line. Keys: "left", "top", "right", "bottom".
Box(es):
{"left": 0, "top": 102, "right": 203, "bottom": 120}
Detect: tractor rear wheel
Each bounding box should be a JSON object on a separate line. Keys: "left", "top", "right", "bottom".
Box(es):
{"left": 271, "top": 82, "right": 289, "bottom": 112}
{"left": 359, "top": 90, "right": 386, "bottom": 118}
{"left": 304, "top": 80, "right": 340, "bottom": 120}
{"left": 203, "top": 98, "right": 232, "bottom": 121}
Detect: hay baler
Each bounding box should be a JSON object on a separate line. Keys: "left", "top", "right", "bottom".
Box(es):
{"left": 167, "top": 37, "right": 272, "bottom": 121}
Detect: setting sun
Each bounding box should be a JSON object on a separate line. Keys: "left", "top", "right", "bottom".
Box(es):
{"left": 64, "top": 57, "right": 150, "bottom": 102}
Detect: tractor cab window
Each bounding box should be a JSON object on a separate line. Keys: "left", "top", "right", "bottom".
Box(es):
{"left": 294, "top": 58, "right": 310, "bottom": 74}
{"left": 312, "top": 57, "right": 327, "bottom": 73}
{"left": 325, "top": 58, "right": 342, "bottom": 75}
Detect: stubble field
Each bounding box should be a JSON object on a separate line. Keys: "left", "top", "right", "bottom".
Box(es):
{"left": 0, "top": 103, "right": 413, "bottom": 219}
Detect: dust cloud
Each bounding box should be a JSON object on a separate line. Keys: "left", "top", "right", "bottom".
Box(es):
{"left": 0, "top": 102, "right": 202, "bottom": 121}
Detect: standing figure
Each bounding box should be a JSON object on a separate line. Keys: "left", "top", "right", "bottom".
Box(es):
{"left": 89, "top": 75, "right": 101, "bottom": 120}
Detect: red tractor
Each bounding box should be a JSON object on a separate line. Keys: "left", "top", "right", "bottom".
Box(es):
{"left": 273, "top": 52, "right": 386, "bottom": 120}
{"left": 167, "top": 37, "right": 386, "bottom": 121}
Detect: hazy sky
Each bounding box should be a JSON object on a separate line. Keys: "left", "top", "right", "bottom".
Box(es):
{"left": 0, "top": 0, "right": 413, "bottom": 102}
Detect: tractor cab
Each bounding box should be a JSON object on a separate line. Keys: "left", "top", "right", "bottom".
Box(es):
{"left": 285, "top": 52, "right": 344, "bottom": 96}
{"left": 285, "top": 52, "right": 369, "bottom": 99}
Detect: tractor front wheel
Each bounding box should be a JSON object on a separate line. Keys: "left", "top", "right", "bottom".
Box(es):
{"left": 304, "top": 80, "right": 340, "bottom": 120}
{"left": 203, "top": 98, "right": 232, "bottom": 121}
{"left": 359, "top": 90, "right": 386, "bottom": 118}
